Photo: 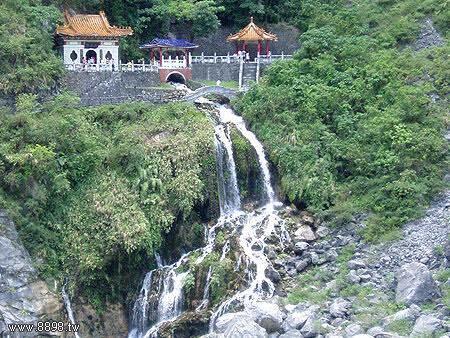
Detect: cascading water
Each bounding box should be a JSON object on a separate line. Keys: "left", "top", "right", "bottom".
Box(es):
{"left": 62, "top": 284, "right": 81, "bottom": 338}
{"left": 128, "top": 103, "right": 290, "bottom": 337}
{"left": 214, "top": 124, "right": 241, "bottom": 215}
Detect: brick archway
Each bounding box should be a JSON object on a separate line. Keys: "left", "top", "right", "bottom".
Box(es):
{"left": 166, "top": 71, "right": 186, "bottom": 84}
{"left": 159, "top": 68, "right": 192, "bottom": 83}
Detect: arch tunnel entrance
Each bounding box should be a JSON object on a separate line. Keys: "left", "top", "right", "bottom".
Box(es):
{"left": 166, "top": 72, "right": 186, "bottom": 84}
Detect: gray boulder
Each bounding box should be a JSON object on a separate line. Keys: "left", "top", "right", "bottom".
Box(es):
{"left": 348, "top": 259, "right": 366, "bottom": 270}
{"left": 295, "top": 259, "right": 310, "bottom": 272}
{"left": 279, "top": 330, "right": 304, "bottom": 338}
{"left": 348, "top": 270, "right": 361, "bottom": 284}
{"left": 329, "top": 298, "right": 352, "bottom": 318}
{"left": 294, "top": 225, "right": 316, "bottom": 242}
{"left": 367, "top": 327, "right": 384, "bottom": 336}
{"left": 294, "top": 241, "right": 310, "bottom": 254}
{"left": 0, "top": 210, "right": 61, "bottom": 335}
{"left": 215, "top": 312, "right": 251, "bottom": 333}
{"left": 282, "top": 310, "right": 310, "bottom": 332}
{"left": 395, "top": 262, "right": 440, "bottom": 305}
{"left": 382, "top": 305, "right": 420, "bottom": 326}
{"left": 411, "top": 314, "right": 442, "bottom": 337}
{"left": 282, "top": 305, "right": 317, "bottom": 333}
{"left": 299, "top": 314, "right": 319, "bottom": 338}
{"left": 224, "top": 316, "right": 268, "bottom": 338}
{"left": 246, "top": 301, "right": 284, "bottom": 333}
{"left": 345, "top": 323, "right": 363, "bottom": 336}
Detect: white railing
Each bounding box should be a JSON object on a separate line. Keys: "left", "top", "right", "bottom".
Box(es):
{"left": 161, "top": 57, "right": 186, "bottom": 69}
{"left": 65, "top": 63, "right": 116, "bottom": 72}
{"left": 65, "top": 62, "right": 158, "bottom": 72}
{"left": 120, "top": 62, "right": 158, "bottom": 72}
{"left": 191, "top": 52, "right": 293, "bottom": 64}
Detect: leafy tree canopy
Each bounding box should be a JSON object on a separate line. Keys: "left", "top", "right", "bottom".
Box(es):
{"left": 237, "top": 0, "right": 448, "bottom": 239}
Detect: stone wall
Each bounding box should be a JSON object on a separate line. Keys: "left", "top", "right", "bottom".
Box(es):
{"left": 172, "top": 23, "right": 300, "bottom": 56}
{"left": 191, "top": 63, "right": 269, "bottom": 83}
{"left": 63, "top": 71, "right": 185, "bottom": 106}
{"left": 191, "top": 63, "right": 240, "bottom": 82}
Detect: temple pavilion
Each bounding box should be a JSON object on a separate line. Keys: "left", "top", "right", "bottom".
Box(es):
{"left": 56, "top": 11, "right": 132, "bottom": 70}
{"left": 140, "top": 38, "right": 198, "bottom": 68}
{"left": 227, "top": 17, "right": 278, "bottom": 58}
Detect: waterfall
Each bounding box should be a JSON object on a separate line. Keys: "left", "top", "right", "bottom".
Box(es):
{"left": 195, "top": 267, "right": 213, "bottom": 311}
{"left": 217, "top": 105, "right": 275, "bottom": 204}
{"left": 214, "top": 124, "right": 241, "bottom": 215}
{"left": 128, "top": 103, "right": 289, "bottom": 337}
{"left": 62, "top": 284, "right": 81, "bottom": 338}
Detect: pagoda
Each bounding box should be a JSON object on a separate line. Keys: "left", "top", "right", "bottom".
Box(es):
{"left": 56, "top": 11, "right": 132, "bottom": 70}
{"left": 140, "top": 38, "right": 199, "bottom": 83}
{"left": 227, "top": 17, "right": 278, "bottom": 57}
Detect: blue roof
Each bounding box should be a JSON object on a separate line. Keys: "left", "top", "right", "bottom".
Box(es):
{"left": 140, "top": 38, "right": 199, "bottom": 49}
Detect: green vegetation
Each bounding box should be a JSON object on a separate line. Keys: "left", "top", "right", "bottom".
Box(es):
{"left": 230, "top": 127, "right": 264, "bottom": 201}
{"left": 286, "top": 266, "right": 332, "bottom": 304}
{"left": 199, "top": 80, "right": 239, "bottom": 90}
{"left": 0, "top": 93, "right": 216, "bottom": 304}
{"left": 0, "top": 0, "right": 63, "bottom": 95}
{"left": 237, "top": 0, "right": 449, "bottom": 239}
{"left": 387, "top": 319, "right": 413, "bottom": 336}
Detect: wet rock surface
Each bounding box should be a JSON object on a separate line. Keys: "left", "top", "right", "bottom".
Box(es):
{"left": 0, "top": 210, "right": 62, "bottom": 337}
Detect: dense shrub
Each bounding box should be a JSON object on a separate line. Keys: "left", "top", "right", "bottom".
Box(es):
{"left": 237, "top": 0, "right": 448, "bottom": 239}
{"left": 0, "top": 94, "right": 216, "bottom": 302}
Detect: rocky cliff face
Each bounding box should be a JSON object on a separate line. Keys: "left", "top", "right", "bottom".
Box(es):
{"left": 0, "top": 210, "right": 62, "bottom": 336}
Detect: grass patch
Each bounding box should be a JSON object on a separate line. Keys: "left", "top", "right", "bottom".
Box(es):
{"left": 199, "top": 80, "right": 239, "bottom": 90}
{"left": 287, "top": 266, "right": 333, "bottom": 304}
{"left": 387, "top": 319, "right": 413, "bottom": 336}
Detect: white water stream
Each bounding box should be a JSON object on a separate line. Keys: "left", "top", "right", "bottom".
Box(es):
{"left": 62, "top": 284, "right": 81, "bottom": 338}
{"left": 128, "top": 103, "right": 289, "bottom": 337}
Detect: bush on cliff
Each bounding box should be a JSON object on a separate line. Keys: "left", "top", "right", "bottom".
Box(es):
{"left": 0, "top": 93, "right": 217, "bottom": 304}
{"left": 0, "top": 0, "right": 63, "bottom": 95}
{"left": 237, "top": 0, "right": 448, "bottom": 239}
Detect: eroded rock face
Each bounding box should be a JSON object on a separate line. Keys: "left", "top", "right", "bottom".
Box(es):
{"left": 394, "top": 262, "right": 440, "bottom": 305}
{"left": 246, "top": 301, "right": 283, "bottom": 333}
{"left": 411, "top": 314, "right": 442, "bottom": 337}
{"left": 223, "top": 315, "right": 268, "bottom": 338}
{"left": 0, "top": 210, "right": 62, "bottom": 336}
{"left": 74, "top": 300, "right": 128, "bottom": 338}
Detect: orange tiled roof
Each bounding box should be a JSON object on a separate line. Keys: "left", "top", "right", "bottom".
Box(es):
{"left": 227, "top": 17, "right": 277, "bottom": 42}
{"left": 56, "top": 11, "right": 133, "bottom": 38}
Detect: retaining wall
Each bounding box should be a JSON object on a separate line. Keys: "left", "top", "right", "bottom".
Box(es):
{"left": 63, "top": 71, "right": 185, "bottom": 106}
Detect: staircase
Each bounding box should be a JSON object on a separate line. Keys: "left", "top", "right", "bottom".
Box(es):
{"left": 239, "top": 62, "right": 258, "bottom": 91}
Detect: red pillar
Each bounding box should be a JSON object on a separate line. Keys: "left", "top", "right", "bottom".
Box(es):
{"left": 266, "top": 40, "right": 270, "bottom": 55}
{"left": 159, "top": 47, "right": 163, "bottom": 66}
{"left": 235, "top": 42, "right": 239, "bottom": 54}
{"left": 243, "top": 41, "right": 247, "bottom": 52}
{"left": 257, "top": 40, "right": 261, "bottom": 55}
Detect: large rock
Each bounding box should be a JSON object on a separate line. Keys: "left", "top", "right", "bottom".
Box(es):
{"left": 382, "top": 305, "right": 420, "bottom": 327}
{"left": 224, "top": 315, "right": 268, "bottom": 338}
{"left": 345, "top": 323, "right": 363, "bottom": 336}
{"left": 395, "top": 262, "right": 440, "bottom": 305}
{"left": 329, "top": 298, "right": 352, "bottom": 318}
{"left": 279, "top": 330, "right": 304, "bottom": 338}
{"left": 0, "top": 210, "right": 62, "bottom": 335}
{"left": 411, "top": 314, "right": 442, "bottom": 337}
{"left": 294, "top": 225, "right": 316, "bottom": 242}
{"left": 299, "top": 314, "right": 320, "bottom": 338}
{"left": 215, "top": 312, "right": 251, "bottom": 333}
{"left": 246, "top": 302, "right": 284, "bottom": 333}
{"left": 282, "top": 310, "right": 310, "bottom": 332}
{"left": 282, "top": 305, "right": 317, "bottom": 332}
{"left": 295, "top": 259, "right": 310, "bottom": 272}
